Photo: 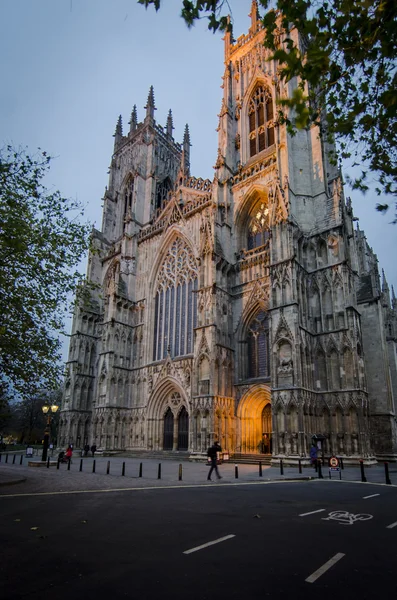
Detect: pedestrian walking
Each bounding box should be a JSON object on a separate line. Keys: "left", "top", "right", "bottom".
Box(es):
{"left": 207, "top": 441, "right": 222, "bottom": 481}
{"left": 91, "top": 444, "right": 97, "bottom": 457}
{"left": 310, "top": 444, "right": 318, "bottom": 469}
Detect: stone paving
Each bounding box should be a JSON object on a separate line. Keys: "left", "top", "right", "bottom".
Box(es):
{"left": 1, "top": 453, "right": 396, "bottom": 493}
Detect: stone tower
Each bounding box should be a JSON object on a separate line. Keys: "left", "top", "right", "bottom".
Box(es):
{"left": 59, "top": 2, "right": 397, "bottom": 463}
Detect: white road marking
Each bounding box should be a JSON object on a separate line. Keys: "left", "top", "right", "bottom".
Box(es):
{"left": 299, "top": 509, "right": 326, "bottom": 517}
{"left": 363, "top": 493, "right": 380, "bottom": 499}
{"left": 386, "top": 521, "right": 397, "bottom": 529}
{"left": 183, "top": 534, "right": 235, "bottom": 555}
{"left": 322, "top": 511, "right": 373, "bottom": 526}
{"left": 0, "top": 479, "right": 305, "bottom": 499}
{"left": 305, "top": 553, "right": 345, "bottom": 583}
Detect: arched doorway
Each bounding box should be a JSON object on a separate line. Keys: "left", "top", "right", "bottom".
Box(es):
{"left": 237, "top": 385, "right": 272, "bottom": 454}
{"left": 178, "top": 407, "right": 189, "bottom": 450}
{"left": 163, "top": 408, "right": 174, "bottom": 450}
{"left": 261, "top": 403, "right": 272, "bottom": 454}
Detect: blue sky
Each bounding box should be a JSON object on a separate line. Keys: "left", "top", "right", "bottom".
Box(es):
{"left": 1, "top": 0, "right": 396, "bottom": 360}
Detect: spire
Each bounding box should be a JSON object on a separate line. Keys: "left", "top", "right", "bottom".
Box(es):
{"left": 382, "top": 269, "right": 388, "bottom": 292}
{"left": 128, "top": 105, "right": 138, "bottom": 134}
{"left": 144, "top": 85, "right": 156, "bottom": 122}
{"left": 392, "top": 285, "right": 397, "bottom": 309}
{"left": 223, "top": 15, "right": 233, "bottom": 59}
{"left": 166, "top": 109, "right": 174, "bottom": 137}
{"left": 113, "top": 115, "right": 123, "bottom": 146}
{"left": 183, "top": 123, "right": 191, "bottom": 151}
{"left": 382, "top": 269, "right": 391, "bottom": 308}
{"left": 179, "top": 124, "right": 191, "bottom": 179}
{"left": 249, "top": 0, "right": 260, "bottom": 33}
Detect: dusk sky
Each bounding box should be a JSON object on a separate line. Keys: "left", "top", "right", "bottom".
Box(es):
{"left": 1, "top": 0, "right": 396, "bottom": 361}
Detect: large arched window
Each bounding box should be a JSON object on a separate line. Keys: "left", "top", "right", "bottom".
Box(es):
{"left": 156, "top": 177, "right": 172, "bottom": 211}
{"left": 153, "top": 238, "right": 198, "bottom": 361}
{"left": 248, "top": 86, "right": 275, "bottom": 158}
{"left": 247, "top": 202, "right": 270, "bottom": 249}
{"left": 247, "top": 311, "right": 270, "bottom": 378}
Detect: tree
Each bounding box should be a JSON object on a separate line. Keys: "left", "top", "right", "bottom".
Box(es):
{"left": 0, "top": 146, "right": 91, "bottom": 396}
{"left": 138, "top": 0, "right": 397, "bottom": 217}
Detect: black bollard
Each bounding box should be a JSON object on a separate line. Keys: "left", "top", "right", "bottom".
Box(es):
{"left": 122, "top": 462, "right": 125, "bottom": 476}
{"left": 179, "top": 464, "right": 182, "bottom": 481}
{"left": 47, "top": 458, "right": 50, "bottom": 468}
{"left": 259, "top": 461, "right": 263, "bottom": 477}
{"left": 360, "top": 459, "right": 367, "bottom": 483}
{"left": 0, "top": 454, "right": 2, "bottom": 462}
{"left": 5, "top": 454, "right": 8, "bottom": 463}
{"left": 79, "top": 458, "right": 83, "bottom": 472}
{"left": 67, "top": 458, "right": 71, "bottom": 471}
{"left": 92, "top": 459, "right": 96, "bottom": 473}
{"left": 384, "top": 461, "right": 392, "bottom": 485}
{"left": 20, "top": 455, "right": 23, "bottom": 465}
{"left": 139, "top": 462, "right": 142, "bottom": 478}
{"left": 298, "top": 459, "right": 302, "bottom": 474}
{"left": 13, "top": 454, "right": 16, "bottom": 464}
{"left": 340, "top": 457, "right": 344, "bottom": 470}
{"left": 57, "top": 458, "right": 60, "bottom": 470}
{"left": 158, "top": 463, "right": 161, "bottom": 479}
{"left": 318, "top": 460, "right": 324, "bottom": 479}
{"left": 235, "top": 464, "right": 239, "bottom": 479}
{"left": 280, "top": 459, "right": 284, "bottom": 475}
{"left": 107, "top": 460, "right": 110, "bottom": 475}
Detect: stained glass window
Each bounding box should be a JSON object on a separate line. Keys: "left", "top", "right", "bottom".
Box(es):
{"left": 248, "top": 86, "right": 275, "bottom": 158}
{"left": 247, "top": 311, "right": 270, "bottom": 378}
{"left": 248, "top": 203, "right": 270, "bottom": 250}
{"left": 153, "top": 238, "right": 198, "bottom": 360}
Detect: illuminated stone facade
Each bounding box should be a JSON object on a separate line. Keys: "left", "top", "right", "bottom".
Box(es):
{"left": 59, "top": 2, "right": 397, "bottom": 462}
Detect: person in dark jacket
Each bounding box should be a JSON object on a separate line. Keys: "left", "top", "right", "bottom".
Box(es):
{"left": 91, "top": 444, "right": 97, "bottom": 457}
{"left": 207, "top": 441, "right": 222, "bottom": 481}
{"left": 310, "top": 445, "right": 318, "bottom": 469}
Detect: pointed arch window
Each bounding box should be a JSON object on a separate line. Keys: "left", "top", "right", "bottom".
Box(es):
{"left": 248, "top": 86, "right": 275, "bottom": 158}
{"left": 153, "top": 238, "right": 198, "bottom": 361}
{"left": 123, "top": 177, "right": 135, "bottom": 218}
{"left": 156, "top": 177, "right": 172, "bottom": 211}
{"left": 247, "top": 202, "right": 270, "bottom": 249}
{"left": 247, "top": 311, "right": 270, "bottom": 378}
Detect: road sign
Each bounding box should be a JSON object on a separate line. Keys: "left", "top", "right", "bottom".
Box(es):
{"left": 329, "top": 456, "right": 339, "bottom": 468}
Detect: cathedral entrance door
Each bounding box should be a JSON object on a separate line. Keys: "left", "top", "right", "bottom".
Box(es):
{"left": 163, "top": 408, "right": 174, "bottom": 450}
{"left": 261, "top": 403, "right": 272, "bottom": 454}
{"left": 177, "top": 407, "right": 189, "bottom": 451}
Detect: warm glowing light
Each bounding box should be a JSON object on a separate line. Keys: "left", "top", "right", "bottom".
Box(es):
{"left": 42, "top": 405, "right": 50, "bottom": 414}
{"left": 51, "top": 404, "right": 59, "bottom": 413}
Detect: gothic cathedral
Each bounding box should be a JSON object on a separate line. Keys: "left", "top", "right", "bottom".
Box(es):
{"left": 59, "top": 2, "right": 397, "bottom": 463}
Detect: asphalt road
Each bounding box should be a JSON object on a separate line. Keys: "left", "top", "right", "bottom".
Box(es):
{"left": 1, "top": 480, "right": 396, "bottom": 600}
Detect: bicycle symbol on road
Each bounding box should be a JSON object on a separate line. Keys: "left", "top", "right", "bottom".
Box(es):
{"left": 322, "top": 511, "right": 373, "bottom": 526}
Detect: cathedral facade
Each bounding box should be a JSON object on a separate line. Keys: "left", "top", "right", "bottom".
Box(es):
{"left": 59, "top": 3, "right": 397, "bottom": 462}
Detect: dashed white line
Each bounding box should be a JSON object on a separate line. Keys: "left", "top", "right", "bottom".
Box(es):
{"left": 305, "top": 553, "right": 345, "bottom": 583}
{"left": 386, "top": 521, "right": 397, "bottom": 529}
{"left": 299, "top": 509, "right": 326, "bottom": 517}
{"left": 183, "top": 534, "right": 235, "bottom": 555}
{"left": 363, "top": 493, "right": 380, "bottom": 499}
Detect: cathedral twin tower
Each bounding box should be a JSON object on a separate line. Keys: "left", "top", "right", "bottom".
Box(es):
{"left": 59, "top": 3, "right": 397, "bottom": 462}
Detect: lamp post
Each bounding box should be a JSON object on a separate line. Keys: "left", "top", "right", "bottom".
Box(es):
{"left": 41, "top": 403, "right": 59, "bottom": 462}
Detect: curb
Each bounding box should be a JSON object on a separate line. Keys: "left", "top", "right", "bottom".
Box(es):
{"left": 0, "top": 476, "right": 26, "bottom": 487}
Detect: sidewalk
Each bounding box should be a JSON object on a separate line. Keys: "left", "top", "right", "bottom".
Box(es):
{"left": 0, "top": 455, "right": 396, "bottom": 493}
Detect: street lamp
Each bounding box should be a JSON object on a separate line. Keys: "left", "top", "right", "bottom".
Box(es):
{"left": 41, "top": 402, "right": 59, "bottom": 462}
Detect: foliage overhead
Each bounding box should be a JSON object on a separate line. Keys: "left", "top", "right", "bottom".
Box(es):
{"left": 0, "top": 146, "right": 91, "bottom": 396}
{"left": 138, "top": 0, "right": 397, "bottom": 216}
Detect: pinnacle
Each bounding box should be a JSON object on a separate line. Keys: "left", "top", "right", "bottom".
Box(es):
{"left": 145, "top": 85, "right": 156, "bottom": 110}
{"left": 183, "top": 123, "right": 191, "bottom": 145}
{"left": 114, "top": 115, "right": 123, "bottom": 137}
